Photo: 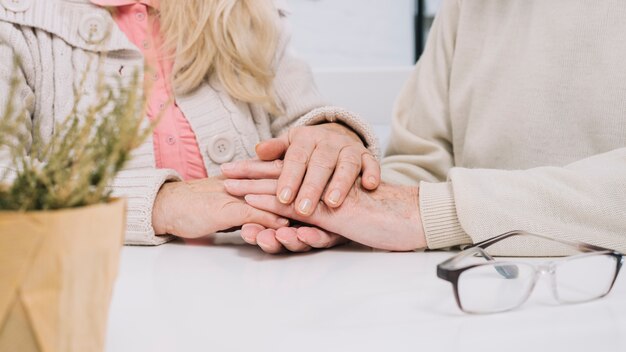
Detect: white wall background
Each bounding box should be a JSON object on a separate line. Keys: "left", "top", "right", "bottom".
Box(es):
{"left": 284, "top": 0, "right": 443, "bottom": 131}
{"left": 286, "top": 0, "right": 415, "bottom": 69}
{"left": 286, "top": 0, "right": 442, "bottom": 69}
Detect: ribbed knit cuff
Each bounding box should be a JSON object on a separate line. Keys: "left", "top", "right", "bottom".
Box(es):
{"left": 295, "top": 106, "right": 381, "bottom": 159}
{"left": 419, "top": 181, "right": 472, "bottom": 249}
{"left": 110, "top": 168, "right": 181, "bottom": 246}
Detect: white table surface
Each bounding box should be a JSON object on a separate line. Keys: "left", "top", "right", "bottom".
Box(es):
{"left": 106, "top": 235, "right": 626, "bottom": 352}
{"left": 106, "top": 125, "right": 625, "bottom": 351}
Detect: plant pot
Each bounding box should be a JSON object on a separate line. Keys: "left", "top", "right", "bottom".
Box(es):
{"left": 0, "top": 198, "right": 126, "bottom": 352}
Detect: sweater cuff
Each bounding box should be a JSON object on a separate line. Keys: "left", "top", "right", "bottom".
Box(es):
{"left": 295, "top": 106, "right": 381, "bottom": 159}
{"left": 419, "top": 181, "right": 472, "bottom": 249}
{"left": 110, "top": 168, "right": 181, "bottom": 246}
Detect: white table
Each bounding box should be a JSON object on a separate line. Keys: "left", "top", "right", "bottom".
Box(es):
{"left": 106, "top": 235, "right": 626, "bottom": 352}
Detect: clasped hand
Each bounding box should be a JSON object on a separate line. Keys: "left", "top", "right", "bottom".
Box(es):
{"left": 153, "top": 123, "right": 389, "bottom": 253}
{"left": 222, "top": 124, "right": 426, "bottom": 254}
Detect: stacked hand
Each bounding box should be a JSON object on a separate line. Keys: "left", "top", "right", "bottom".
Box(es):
{"left": 245, "top": 122, "right": 381, "bottom": 214}
{"left": 220, "top": 123, "right": 426, "bottom": 254}
{"left": 219, "top": 122, "right": 379, "bottom": 253}
{"left": 224, "top": 171, "right": 427, "bottom": 253}
{"left": 152, "top": 123, "right": 388, "bottom": 249}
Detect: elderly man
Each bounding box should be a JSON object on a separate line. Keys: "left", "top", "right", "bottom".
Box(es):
{"left": 222, "top": 0, "right": 626, "bottom": 255}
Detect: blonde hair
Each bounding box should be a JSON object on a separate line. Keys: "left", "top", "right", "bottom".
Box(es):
{"left": 159, "top": 0, "right": 282, "bottom": 114}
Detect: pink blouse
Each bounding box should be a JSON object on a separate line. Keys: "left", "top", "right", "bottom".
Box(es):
{"left": 90, "top": 0, "right": 208, "bottom": 181}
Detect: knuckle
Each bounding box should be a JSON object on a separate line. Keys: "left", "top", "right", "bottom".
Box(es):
{"left": 284, "top": 146, "right": 310, "bottom": 165}
{"left": 240, "top": 205, "right": 258, "bottom": 221}
{"left": 330, "top": 173, "right": 352, "bottom": 187}
{"left": 362, "top": 151, "right": 376, "bottom": 160}
{"left": 362, "top": 153, "right": 380, "bottom": 167}
{"left": 238, "top": 160, "right": 250, "bottom": 173}
{"left": 318, "top": 140, "right": 337, "bottom": 150}
{"left": 240, "top": 206, "right": 252, "bottom": 220}
{"left": 338, "top": 152, "right": 362, "bottom": 167}
{"left": 309, "top": 156, "right": 336, "bottom": 171}
{"left": 339, "top": 161, "right": 360, "bottom": 174}
{"left": 273, "top": 159, "right": 284, "bottom": 169}
{"left": 309, "top": 148, "right": 339, "bottom": 170}
{"left": 300, "top": 182, "right": 325, "bottom": 197}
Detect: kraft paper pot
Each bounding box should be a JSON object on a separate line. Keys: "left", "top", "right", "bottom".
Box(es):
{"left": 0, "top": 198, "right": 126, "bottom": 352}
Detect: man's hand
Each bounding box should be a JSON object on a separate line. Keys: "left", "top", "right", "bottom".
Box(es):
{"left": 221, "top": 123, "right": 380, "bottom": 216}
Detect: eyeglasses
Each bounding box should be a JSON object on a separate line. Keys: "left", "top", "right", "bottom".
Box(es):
{"left": 437, "top": 231, "right": 624, "bottom": 314}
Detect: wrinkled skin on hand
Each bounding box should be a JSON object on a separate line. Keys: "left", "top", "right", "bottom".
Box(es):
{"left": 225, "top": 179, "right": 426, "bottom": 253}
{"left": 152, "top": 177, "right": 289, "bottom": 239}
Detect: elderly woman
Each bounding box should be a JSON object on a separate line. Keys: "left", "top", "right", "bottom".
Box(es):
{"left": 0, "top": 0, "right": 380, "bottom": 251}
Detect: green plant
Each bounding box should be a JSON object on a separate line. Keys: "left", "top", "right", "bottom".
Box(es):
{"left": 0, "top": 58, "right": 151, "bottom": 211}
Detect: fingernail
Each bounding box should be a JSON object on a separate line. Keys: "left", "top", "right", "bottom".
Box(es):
{"left": 275, "top": 232, "right": 290, "bottom": 244}
{"left": 221, "top": 162, "right": 235, "bottom": 171}
{"left": 299, "top": 231, "right": 321, "bottom": 246}
{"left": 298, "top": 199, "right": 312, "bottom": 214}
{"left": 327, "top": 189, "right": 341, "bottom": 205}
{"left": 278, "top": 218, "right": 290, "bottom": 227}
{"left": 223, "top": 179, "right": 238, "bottom": 189}
{"left": 368, "top": 176, "right": 377, "bottom": 186}
{"left": 279, "top": 187, "right": 292, "bottom": 203}
{"left": 244, "top": 195, "right": 258, "bottom": 203}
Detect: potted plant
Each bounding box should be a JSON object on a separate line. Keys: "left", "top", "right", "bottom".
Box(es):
{"left": 0, "top": 61, "right": 150, "bottom": 352}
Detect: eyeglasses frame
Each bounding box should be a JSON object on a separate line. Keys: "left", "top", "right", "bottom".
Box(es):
{"left": 436, "top": 230, "right": 624, "bottom": 314}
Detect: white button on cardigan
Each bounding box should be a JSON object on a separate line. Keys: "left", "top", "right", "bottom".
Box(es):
{"left": 0, "top": 0, "right": 31, "bottom": 12}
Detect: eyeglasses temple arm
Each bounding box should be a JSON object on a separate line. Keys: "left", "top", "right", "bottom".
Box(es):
{"left": 438, "top": 247, "right": 519, "bottom": 279}
{"left": 471, "top": 230, "right": 617, "bottom": 253}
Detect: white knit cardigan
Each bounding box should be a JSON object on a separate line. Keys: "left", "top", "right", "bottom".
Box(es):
{"left": 0, "top": 0, "right": 379, "bottom": 245}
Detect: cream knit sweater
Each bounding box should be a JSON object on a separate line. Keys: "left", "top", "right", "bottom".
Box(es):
{"left": 382, "top": 0, "right": 626, "bottom": 256}
{"left": 0, "top": 0, "right": 378, "bottom": 245}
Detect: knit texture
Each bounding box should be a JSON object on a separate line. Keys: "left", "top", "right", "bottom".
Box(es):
{"left": 418, "top": 182, "right": 470, "bottom": 249}
{"left": 382, "top": 0, "right": 626, "bottom": 256}
{"left": 0, "top": 0, "right": 379, "bottom": 245}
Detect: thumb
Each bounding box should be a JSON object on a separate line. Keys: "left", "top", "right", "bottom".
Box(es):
{"left": 244, "top": 194, "right": 327, "bottom": 228}
{"left": 255, "top": 136, "right": 289, "bottom": 161}
{"left": 237, "top": 202, "right": 291, "bottom": 230}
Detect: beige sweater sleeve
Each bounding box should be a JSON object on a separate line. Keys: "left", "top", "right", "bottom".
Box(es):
{"left": 440, "top": 149, "right": 626, "bottom": 256}
{"left": 381, "top": 0, "right": 472, "bottom": 247}
{"left": 382, "top": 0, "right": 459, "bottom": 184}
{"left": 383, "top": 0, "right": 626, "bottom": 255}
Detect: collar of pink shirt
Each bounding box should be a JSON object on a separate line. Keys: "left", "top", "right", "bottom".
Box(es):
{"left": 89, "top": 0, "right": 159, "bottom": 10}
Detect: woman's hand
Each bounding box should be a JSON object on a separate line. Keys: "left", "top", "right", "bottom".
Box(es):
{"left": 222, "top": 123, "right": 380, "bottom": 217}
{"left": 152, "top": 178, "right": 289, "bottom": 238}
{"left": 238, "top": 223, "right": 349, "bottom": 255}
{"left": 222, "top": 160, "right": 349, "bottom": 254}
